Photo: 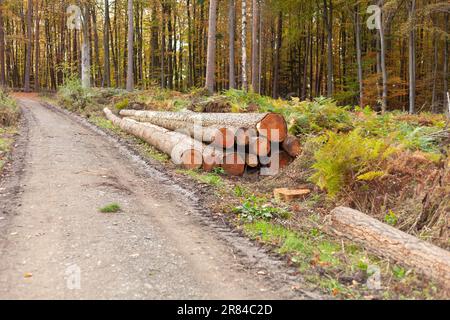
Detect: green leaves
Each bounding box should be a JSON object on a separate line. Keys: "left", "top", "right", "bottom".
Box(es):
{"left": 233, "top": 195, "right": 290, "bottom": 222}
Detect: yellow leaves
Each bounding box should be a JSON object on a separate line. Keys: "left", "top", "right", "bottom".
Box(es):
{"left": 357, "top": 171, "right": 385, "bottom": 181}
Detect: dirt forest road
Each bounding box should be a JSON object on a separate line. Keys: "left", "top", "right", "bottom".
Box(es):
{"left": 0, "top": 98, "right": 318, "bottom": 300}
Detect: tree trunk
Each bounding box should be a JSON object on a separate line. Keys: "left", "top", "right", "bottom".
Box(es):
{"left": 103, "top": 0, "right": 111, "bottom": 87}
{"left": 330, "top": 207, "right": 450, "bottom": 290}
{"left": 24, "top": 0, "right": 32, "bottom": 92}
{"left": 34, "top": 0, "right": 40, "bottom": 91}
{"left": 126, "top": 0, "right": 134, "bottom": 91}
{"left": 229, "top": 0, "right": 236, "bottom": 89}
{"left": 241, "top": 0, "right": 248, "bottom": 90}
{"left": 81, "top": 6, "right": 91, "bottom": 89}
{"left": 408, "top": 0, "right": 416, "bottom": 114}
{"left": 251, "top": 0, "right": 260, "bottom": 93}
{"left": 104, "top": 108, "right": 203, "bottom": 170}
{"left": 323, "top": 0, "right": 333, "bottom": 97}
{"left": 119, "top": 110, "right": 288, "bottom": 143}
{"left": 272, "top": 11, "right": 282, "bottom": 98}
{"left": 354, "top": 4, "right": 364, "bottom": 107}
{"left": 0, "top": 0, "right": 6, "bottom": 86}
{"left": 378, "top": 0, "right": 388, "bottom": 113}
{"left": 205, "top": 0, "right": 217, "bottom": 93}
{"left": 443, "top": 13, "right": 448, "bottom": 115}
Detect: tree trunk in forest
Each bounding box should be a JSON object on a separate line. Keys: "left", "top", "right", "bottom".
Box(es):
{"left": 323, "top": 0, "right": 333, "bottom": 97}
{"left": 34, "top": 0, "right": 40, "bottom": 91}
{"left": 408, "top": 0, "right": 416, "bottom": 114}
{"left": 241, "top": 0, "right": 248, "bottom": 91}
{"left": 443, "top": 13, "right": 448, "bottom": 115}
{"left": 205, "top": 0, "right": 217, "bottom": 93}
{"left": 330, "top": 207, "right": 450, "bottom": 289}
{"left": 104, "top": 108, "right": 204, "bottom": 170}
{"left": 103, "top": 0, "right": 111, "bottom": 87}
{"left": 251, "top": 0, "right": 260, "bottom": 93}
{"left": 119, "top": 110, "right": 288, "bottom": 143}
{"left": 126, "top": 0, "right": 134, "bottom": 92}
{"left": 229, "top": 0, "right": 236, "bottom": 89}
{"left": 24, "top": 0, "right": 32, "bottom": 92}
{"left": 378, "top": 0, "right": 388, "bottom": 113}
{"left": 272, "top": 11, "right": 282, "bottom": 98}
{"left": 354, "top": 5, "right": 364, "bottom": 107}
{"left": 81, "top": 6, "right": 91, "bottom": 89}
{"left": 431, "top": 16, "right": 438, "bottom": 113}
{"left": 0, "top": 0, "right": 6, "bottom": 86}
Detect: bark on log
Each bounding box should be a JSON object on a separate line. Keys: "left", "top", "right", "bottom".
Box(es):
{"left": 120, "top": 110, "right": 288, "bottom": 142}
{"left": 330, "top": 207, "right": 450, "bottom": 290}
{"left": 104, "top": 108, "right": 203, "bottom": 169}
{"left": 282, "top": 135, "right": 302, "bottom": 157}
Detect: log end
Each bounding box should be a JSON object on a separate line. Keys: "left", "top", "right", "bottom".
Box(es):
{"left": 257, "top": 113, "right": 288, "bottom": 143}
{"left": 181, "top": 149, "right": 203, "bottom": 170}
{"left": 222, "top": 152, "right": 246, "bottom": 176}
{"left": 213, "top": 128, "right": 236, "bottom": 149}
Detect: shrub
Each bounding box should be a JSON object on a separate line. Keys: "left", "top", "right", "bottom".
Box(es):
{"left": 114, "top": 98, "right": 130, "bottom": 111}
{"left": 0, "top": 89, "right": 20, "bottom": 126}
{"left": 57, "top": 76, "right": 94, "bottom": 111}
{"left": 310, "top": 130, "right": 396, "bottom": 197}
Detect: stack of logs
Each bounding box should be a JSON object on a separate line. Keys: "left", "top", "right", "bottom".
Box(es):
{"left": 104, "top": 108, "right": 301, "bottom": 176}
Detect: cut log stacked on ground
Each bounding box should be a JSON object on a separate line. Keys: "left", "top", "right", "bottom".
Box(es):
{"left": 104, "top": 108, "right": 204, "bottom": 169}
{"left": 112, "top": 109, "right": 301, "bottom": 176}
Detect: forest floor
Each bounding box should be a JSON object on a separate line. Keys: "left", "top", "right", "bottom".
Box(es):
{"left": 0, "top": 96, "right": 321, "bottom": 299}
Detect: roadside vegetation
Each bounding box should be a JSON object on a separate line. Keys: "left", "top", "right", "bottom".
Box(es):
{"left": 52, "top": 82, "right": 449, "bottom": 299}
{"left": 0, "top": 89, "right": 20, "bottom": 172}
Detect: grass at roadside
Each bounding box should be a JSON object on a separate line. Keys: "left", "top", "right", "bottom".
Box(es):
{"left": 99, "top": 203, "right": 122, "bottom": 213}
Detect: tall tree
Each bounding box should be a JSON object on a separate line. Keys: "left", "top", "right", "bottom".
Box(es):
{"left": 103, "top": 0, "right": 111, "bottom": 87}
{"left": 229, "top": 0, "right": 236, "bottom": 89}
{"left": 272, "top": 11, "right": 282, "bottom": 98}
{"left": 378, "top": 0, "right": 388, "bottom": 112}
{"left": 205, "top": 0, "right": 218, "bottom": 93}
{"left": 126, "top": 0, "right": 133, "bottom": 91}
{"left": 241, "top": 0, "right": 248, "bottom": 90}
{"left": 81, "top": 5, "right": 91, "bottom": 88}
{"left": 34, "top": 0, "right": 40, "bottom": 91}
{"left": 251, "top": 0, "right": 260, "bottom": 93}
{"left": 0, "top": 0, "right": 5, "bottom": 86}
{"left": 323, "top": 0, "right": 333, "bottom": 97}
{"left": 408, "top": 0, "right": 416, "bottom": 114}
{"left": 354, "top": 3, "right": 363, "bottom": 106}
{"left": 24, "top": 0, "right": 32, "bottom": 92}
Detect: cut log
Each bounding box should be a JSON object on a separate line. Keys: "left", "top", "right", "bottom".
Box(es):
{"left": 222, "top": 152, "right": 246, "bottom": 176}
{"left": 274, "top": 188, "right": 311, "bottom": 202}
{"left": 104, "top": 108, "right": 203, "bottom": 169}
{"left": 260, "top": 151, "right": 293, "bottom": 175}
{"left": 249, "top": 136, "right": 271, "bottom": 157}
{"left": 245, "top": 153, "right": 259, "bottom": 168}
{"left": 235, "top": 128, "right": 249, "bottom": 146}
{"left": 202, "top": 145, "right": 223, "bottom": 172}
{"left": 213, "top": 127, "right": 236, "bottom": 149}
{"left": 330, "top": 207, "right": 450, "bottom": 290}
{"left": 120, "top": 110, "right": 288, "bottom": 142}
{"left": 282, "top": 135, "right": 302, "bottom": 157}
